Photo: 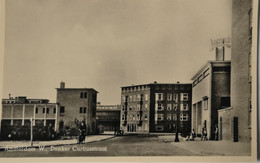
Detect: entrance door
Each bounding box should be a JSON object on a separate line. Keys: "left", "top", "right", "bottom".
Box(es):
{"left": 219, "top": 117, "right": 222, "bottom": 140}
{"left": 233, "top": 117, "right": 238, "bottom": 142}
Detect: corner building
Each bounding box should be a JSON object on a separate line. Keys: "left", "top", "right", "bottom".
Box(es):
{"left": 56, "top": 82, "right": 98, "bottom": 134}
{"left": 120, "top": 83, "right": 192, "bottom": 135}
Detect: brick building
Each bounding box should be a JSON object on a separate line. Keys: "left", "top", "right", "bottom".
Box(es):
{"left": 1, "top": 96, "right": 57, "bottom": 139}
{"left": 96, "top": 104, "right": 121, "bottom": 133}
{"left": 56, "top": 82, "right": 98, "bottom": 135}
{"left": 120, "top": 83, "right": 192, "bottom": 135}
{"left": 191, "top": 60, "right": 231, "bottom": 140}
{"left": 218, "top": 0, "right": 253, "bottom": 142}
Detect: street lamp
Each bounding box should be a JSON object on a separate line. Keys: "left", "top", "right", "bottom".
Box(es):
{"left": 174, "top": 82, "right": 180, "bottom": 142}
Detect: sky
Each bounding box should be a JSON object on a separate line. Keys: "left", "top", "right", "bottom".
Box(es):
{"left": 2, "top": 0, "right": 232, "bottom": 104}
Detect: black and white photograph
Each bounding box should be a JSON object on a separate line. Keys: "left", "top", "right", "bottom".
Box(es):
{"left": 0, "top": 0, "right": 258, "bottom": 162}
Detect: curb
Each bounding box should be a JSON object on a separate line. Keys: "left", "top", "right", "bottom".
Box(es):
{"left": 0, "top": 135, "right": 116, "bottom": 152}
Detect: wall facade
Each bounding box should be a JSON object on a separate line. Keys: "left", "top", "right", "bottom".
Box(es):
{"left": 230, "top": 0, "right": 252, "bottom": 142}
{"left": 56, "top": 88, "right": 98, "bottom": 134}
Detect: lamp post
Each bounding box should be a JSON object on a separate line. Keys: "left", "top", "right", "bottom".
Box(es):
{"left": 174, "top": 83, "right": 180, "bottom": 142}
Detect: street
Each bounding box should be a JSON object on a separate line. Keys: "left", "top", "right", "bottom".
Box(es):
{"left": 0, "top": 134, "right": 199, "bottom": 157}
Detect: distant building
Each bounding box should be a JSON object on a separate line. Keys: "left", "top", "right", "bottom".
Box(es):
{"left": 56, "top": 82, "right": 98, "bottom": 135}
{"left": 191, "top": 60, "right": 231, "bottom": 140}
{"left": 1, "top": 96, "right": 57, "bottom": 138}
{"left": 120, "top": 83, "right": 192, "bottom": 135}
{"left": 96, "top": 104, "right": 121, "bottom": 133}
{"left": 218, "top": 0, "right": 253, "bottom": 142}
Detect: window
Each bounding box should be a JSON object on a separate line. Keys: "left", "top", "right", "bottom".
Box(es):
{"left": 122, "top": 105, "right": 125, "bottom": 111}
{"left": 167, "top": 114, "right": 171, "bottom": 120}
{"left": 46, "top": 108, "right": 49, "bottom": 114}
{"left": 173, "top": 104, "right": 178, "bottom": 111}
{"left": 174, "top": 85, "right": 178, "bottom": 90}
{"left": 129, "top": 115, "right": 132, "bottom": 120}
{"left": 167, "top": 94, "right": 172, "bottom": 101}
{"left": 249, "top": 8, "right": 252, "bottom": 38}
{"left": 173, "top": 94, "right": 178, "bottom": 102}
{"left": 137, "top": 104, "right": 141, "bottom": 111}
{"left": 133, "top": 95, "right": 136, "bottom": 102}
{"left": 60, "top": 106, "right": 65, "bottom": 116}
{"left": 181, "top": 93, "right": 189, "bottom": 101}
{"left": 129, "top": 106, "right": 132, "bottom": 111}
{"left": 137, "top": 114, "right": 140, "bottom": 120}
{"left": 180, "top": 114, "right": 188, "bottom": 121}
{"left": 156, "top": 93, "right": 164, "bottom": 101}
{"left": 157, "top": 114, "right": 164, "bottom": 121}
{"left": 180, "top": 104, "right": 189, "bottom": 111}
{"left": 248, "top": 98, "right": 252, "bottom": 128}
{"left": 80, "top": 107, "right": 86, "bottom": 113}
{"left": 53, "top": 108, "right": 56, "bottom": 114}
{"left": 122, "top": 96, "right": 126, "bottom": 102}
{"left": 220, "top": 97, "right": 230, "bottom": 109}
{"left": 144, "top": 114, "right": 148, "bottom": 120}
{"left": 129, "top": 96, "right": 132, "bottom": 102}
{"left": 122, "top": 114, "right": 125, "bottom": 121}
{"left": 167, "top": 104, "right": 172, "bottom": 111}
{"left": 172, "top": 114, "right": 177, "bottom": 121}
{"left": 158, "top": 103, "right": 164, "bottom": 111}
{"left": 144, "top": 104, "right": 148, "bottom": 111}
{"left": 203, "top": 98, "right": 208, "bottom": 110}
{"left": 248, "top": 52, "right": 252, "bottom": 82}
{"left": 145, "top": 94, "right": 148, "bottom": 101}
{"left": 137, "top": 94, "right": 141, "bottom": 101}
{"left": 80, "top": 92, "right": 87, "bottom": 98}
{"left": 167, "top": 85, "right": 172, "bottom": 90}
{"left": 162, "top": 86, "right": 166, "bottom": 90}
{"left": 35, "top": 107, "right": 38, "bottom": 114}
{"left": 133, "top": 115, "right": 136, "bottom": 121}
{"left": 43, "top": 108, "right": 45, "bottom": 114}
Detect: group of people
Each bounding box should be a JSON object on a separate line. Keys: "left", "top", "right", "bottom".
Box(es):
{"left": 186, "top": 125, "right": 219, "bottom": 141}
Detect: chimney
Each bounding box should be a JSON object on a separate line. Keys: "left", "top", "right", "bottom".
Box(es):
{"left": 177, "top": 81, "right": 180, "bottom": 84}
{"left": 60, "top": 81, "right": 65, "bottom": 89}
{"left": 215, "top": 47, "right": 225, "bottom": 61}
{"left": 8, "top": 94, "right": 11, "bottom": 99}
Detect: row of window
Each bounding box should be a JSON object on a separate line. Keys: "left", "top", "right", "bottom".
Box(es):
{"left": 193, "top": 68, "right": 210, "bottom": 87}
{"left": 122, "top": 105, "right": 149, "bottom": 112}
{"left": 156, "top": 103, "right": 189, "bottom": 111}
{"left": 155, "top": 85, "right": 190, "bottom": 91}
{"left": 156, "top": 114, "right": 189, "bottom": 121}
{"left": 156, "top": 93, "right": 189, "bottom": 101}
{"left": 122, "top": 94, "right": 148, "bottom": 102}
{"left": 35, "top": 107, "right": 56, "bottom": 114}
{"left": 122, "top": 86, "right": 150, "bottom": 92}
{"left": 122, "top": 114, "right": 148, "bottom": 121}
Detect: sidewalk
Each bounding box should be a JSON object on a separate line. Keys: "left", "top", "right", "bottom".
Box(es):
{"left": 0, "top": 135, "right": 115, "bottom": 151}
{"left": 158, "top": 135, "right": 251, "bottom": 156}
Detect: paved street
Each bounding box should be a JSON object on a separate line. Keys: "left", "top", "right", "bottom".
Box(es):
{"left": 0, "top": 134, "right": 251, "bottom": 157}
{"left": 0, "top": 134, "right": 199, "bottom": 157}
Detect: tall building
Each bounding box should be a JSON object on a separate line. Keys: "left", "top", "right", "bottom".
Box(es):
{"left": 56, "top": 82, "right": 98, "bottom": 134}
{"left": 1, "top": 96, "right": 57, "bottom": 139}
{"left": 191, "top": 60, "right": 231, "bottom": 140}
{"left": 218, "top": 0, "right": 253, "bottom": 142}
{"left": 96, "top": 104, "right": 121, "bottom": 133}
{"left": 120, "top": 83, "right": 192, "bottom": 135}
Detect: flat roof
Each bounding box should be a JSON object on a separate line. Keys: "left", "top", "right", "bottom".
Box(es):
{"left": 191, "top": 60, "right": 231, "bottom": 80}
{"left": 56, "top": 88, "right": 98, "bottom": 93}
{"left": 121, "top": 82, "right": 192, "bottom": 88}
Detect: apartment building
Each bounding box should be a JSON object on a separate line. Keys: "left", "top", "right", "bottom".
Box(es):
{"left": 120, "top": 83, "right": 192, "bottom": 135}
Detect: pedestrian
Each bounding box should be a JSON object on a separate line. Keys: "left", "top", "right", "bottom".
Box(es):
{"left": 191, "top": 129, "right": 196, "bottom": 140}
{"left": 203, "top": 128, "right": 207, "bottom": 141}
{"left": 201, "top": 128, "right": 204, "bottom": 141}
{"left": 214, "top": 125, "right": 219, "bottom": 141}
{"left": 78, "top": 121, "right": 86, "bottom": 144}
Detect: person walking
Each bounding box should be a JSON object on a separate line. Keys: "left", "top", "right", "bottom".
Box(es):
{"left": 214, "top": 125, "right": 219, "bottom": 141}
{"left": 78, "top": 121, "right": 86, "bottom": 144}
